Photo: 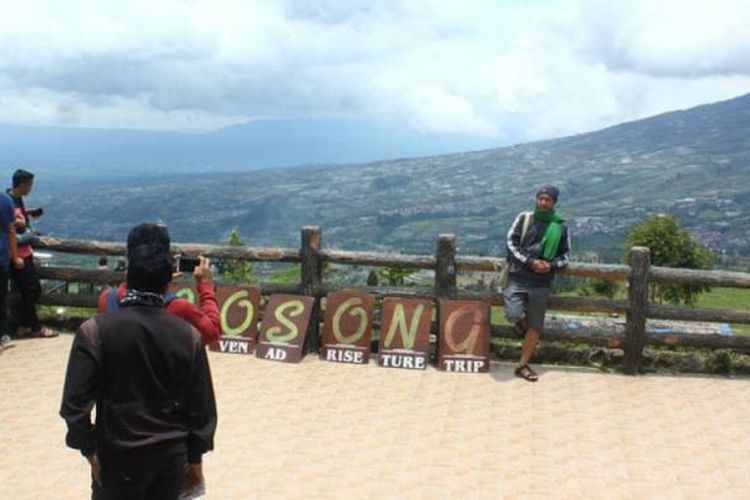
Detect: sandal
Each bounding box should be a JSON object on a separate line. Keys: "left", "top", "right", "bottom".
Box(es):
{"left": 514, "top": 364, "right": 539, "bottom": 382}
{"left": 14, "top": 327, "right": 31, "bottom": 338}
{"left": 29, "top": 327, "right": 59, "bottom": 338}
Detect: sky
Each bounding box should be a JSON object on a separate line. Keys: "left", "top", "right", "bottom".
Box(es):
{"left": 1, "top": 0, "right": 750, "bottom": 145}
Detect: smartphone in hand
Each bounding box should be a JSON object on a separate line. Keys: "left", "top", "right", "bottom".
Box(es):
{"left": 176, "top": 256, "right": 200, "bottom": 273}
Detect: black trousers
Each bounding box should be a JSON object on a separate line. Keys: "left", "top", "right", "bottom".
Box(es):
{"left": 93, "top": 450, "right": 186, "bottom": 500}
{"left": 10, "top": 256, "right": 41, "bottom": 330}
{"left": 0, "top": 265, "right": 9, "bottom": 337}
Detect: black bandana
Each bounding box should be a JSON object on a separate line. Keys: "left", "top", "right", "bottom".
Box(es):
{"left": 120, "top": 289, "right": 165, "bottom": 309}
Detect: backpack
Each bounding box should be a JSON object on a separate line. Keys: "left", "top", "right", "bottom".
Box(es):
{"left": 104, "top": 287, "right": 178, "bottom": 312}
{"left": 497, "top": 211, "right": 533, "bottom": 290}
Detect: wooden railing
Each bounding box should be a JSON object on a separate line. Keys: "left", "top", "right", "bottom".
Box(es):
{"left": 34, "top": 228, "right": 750, "bottom": 374}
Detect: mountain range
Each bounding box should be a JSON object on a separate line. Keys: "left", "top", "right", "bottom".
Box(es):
{"left": 0, "top": 118, "right": 501, "bottom": 177}
{"left": 22, "top": 92, "right": 750, "bottom": 266}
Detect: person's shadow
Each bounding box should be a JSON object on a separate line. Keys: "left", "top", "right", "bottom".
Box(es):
{"left": 489, "top": 362, "right": 602, "bottom": 383}
{"left": 489, "top": 361, "right": 522, "bottom": 382}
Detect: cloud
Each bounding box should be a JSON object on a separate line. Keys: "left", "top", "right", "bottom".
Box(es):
{"left": 0, "top": 0, "right": 749, "bottom": 140}
{"left": 578, "top": 0, "right": 750, "bottom": 78}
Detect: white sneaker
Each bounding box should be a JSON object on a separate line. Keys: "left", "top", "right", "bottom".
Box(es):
{"left": 0, "top": 335, "right": 12, "bottom": 351}
{"left": 179, "top": 481, "right": 205, "bottom": 499}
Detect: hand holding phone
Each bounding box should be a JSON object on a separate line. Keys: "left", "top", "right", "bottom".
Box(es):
{"left": 193, "top": 256, "right": 212, "bottom": 283}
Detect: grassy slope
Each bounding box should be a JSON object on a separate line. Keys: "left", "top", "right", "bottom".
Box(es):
{"left": 696, "top": 288, "right": 750, "bottom": 335}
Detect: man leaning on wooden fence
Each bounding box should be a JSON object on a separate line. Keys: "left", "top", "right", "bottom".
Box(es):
{"left": 503, "top": 186, "right": 570, "bottom": 382}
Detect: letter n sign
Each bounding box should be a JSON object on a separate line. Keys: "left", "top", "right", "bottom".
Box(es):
{"left": 257, "top": 294, "right": 315, "bottom": 363}
{"left": 378, "top": 298, "right": 432, "bottom": 370}
{"left": 438, "top": 300, "right": 490, "bottom": 373}
{"left": 321, "top": 290, "right": 375, "bottom": 365}
{"left": 210, "top": 285, "right": 261, "bottom": 355}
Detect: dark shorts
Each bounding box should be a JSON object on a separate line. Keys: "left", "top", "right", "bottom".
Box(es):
{"left": 503, "top": 279, "right": 550, "bottom": 333}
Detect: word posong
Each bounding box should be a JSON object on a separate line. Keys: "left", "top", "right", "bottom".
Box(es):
{"left": 173, "top": 285, "right": 491, "bottom": 372}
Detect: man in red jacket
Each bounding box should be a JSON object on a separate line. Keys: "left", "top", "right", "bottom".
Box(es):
{"left": 97, "top": 223, "right": 221, "bottom": 346}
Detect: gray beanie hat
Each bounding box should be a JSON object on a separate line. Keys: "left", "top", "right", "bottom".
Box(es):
{"left": 536, "top": 185, "right": 559, "bottom": 202}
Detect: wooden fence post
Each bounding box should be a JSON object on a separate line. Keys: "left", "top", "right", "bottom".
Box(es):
{"left": 300, "top": 226, "right": 322, "bottom": 353}
{"left": 435, "top": 234, "right": 458, "bottom": 358}
{"left": 623, "top": 246, "right": 650, "bottom": 375}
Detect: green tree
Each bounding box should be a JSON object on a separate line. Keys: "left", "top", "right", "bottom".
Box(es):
{"left": 223, "top": 228, "right": 254, "bottom": 282}
{"left": 591, "top": 279, "right": 620, "bottom": 299}
{"left": 625, "top": 215, "right": 714, "bottom": 305}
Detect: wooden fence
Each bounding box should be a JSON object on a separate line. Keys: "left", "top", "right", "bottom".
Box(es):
{"left": 34, "top": 228, "right": 750, "bottom": 374}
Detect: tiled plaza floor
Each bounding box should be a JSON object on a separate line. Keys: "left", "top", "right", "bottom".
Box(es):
{"left": 1, "top": 334, "right": 749, "bottom": 499}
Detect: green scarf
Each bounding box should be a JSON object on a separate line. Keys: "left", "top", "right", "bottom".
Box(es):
{"left": 533, "top": 208, "right": 565, "bottom": 260}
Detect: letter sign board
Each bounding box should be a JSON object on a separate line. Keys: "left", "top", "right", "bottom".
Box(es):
{"left": 378, "top": 298, "right": 433, "bottom": 370}
{"left": 211, "top": 285, "right": 261, "bottom": 354}
{"left": 438, "top": 300, "right": 490, "bottom": 373}
{"left": 169, "top": 283, "right": 261, "bottom": 355}
{"left": 321, "top": 290, "right": 375, "bottom": 365}
{"left": 257, "top": 294, "right": 315, "bottom": 363}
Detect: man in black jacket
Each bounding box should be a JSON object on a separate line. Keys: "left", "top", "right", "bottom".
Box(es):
{"left": 60, "top": 242, "right": 217, "bottom": 499}
{"left": 504, "top": 186, "right": 570, "bottom": 382}
{"left": 8, "top": 168, "right": 57, "bottom": 338}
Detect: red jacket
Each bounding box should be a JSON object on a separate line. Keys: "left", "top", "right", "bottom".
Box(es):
{"left": 13, "top": 207, "right": 33, "bottom": 259}
{"left": 98, "top": 281, "right": 221, "bottom": 346}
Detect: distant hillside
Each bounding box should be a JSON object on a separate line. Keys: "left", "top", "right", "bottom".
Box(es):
{"left": 30, "top": 92, "right": 750, "bottom": 265}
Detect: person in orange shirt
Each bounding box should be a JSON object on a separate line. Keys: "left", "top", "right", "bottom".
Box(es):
{"left": 97, "top": 223, "right": 221, "bottom": 346}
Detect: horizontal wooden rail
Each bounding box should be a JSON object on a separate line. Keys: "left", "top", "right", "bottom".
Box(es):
{"left": 37, "top": 236, "right": 300, "bottom": 263}
{"left": 649, "top": 266, "right": 750, "bottom": 289}
{"left": 38, "top": 267, "right": 125, "bottom": 285}
{"left": 455, "top": 257, "right": 631, "bottom": 281}
{"left": 36, "top": 237, "right": 128, "bottom": 256}
{"left": 172, "top": 243, "right": 299, "bottom": 263}
{"left": 559, "top": 263, "right": 631, "bottom": 281}
{"left": 644, "top": 332, "right": 750, "bottom": 349}
{"left": 39, "top": 293, "right": 100, "bottom": 308}
{"left": 647, "top": 304, "right": 750, "bottom": 324}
